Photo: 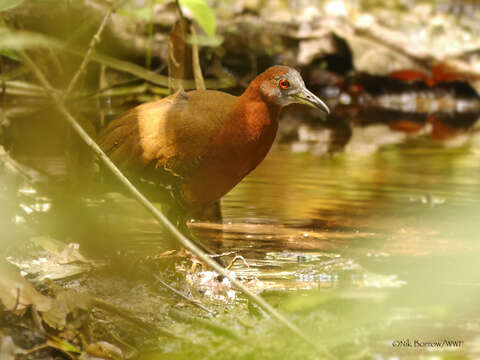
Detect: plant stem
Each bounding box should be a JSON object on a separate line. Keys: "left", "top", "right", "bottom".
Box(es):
{"left": 145, "top": 0, "right": 154, "bottom": 70}
{"left": 64, "top": 0, "right": 127, "bottom": 98}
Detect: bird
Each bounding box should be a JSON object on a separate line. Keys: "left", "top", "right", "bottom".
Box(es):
{"left": 97, "top": 65, "right": 329, "bottom": 254}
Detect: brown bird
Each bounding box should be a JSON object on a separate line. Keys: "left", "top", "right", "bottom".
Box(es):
{"left": 98, "top": 65, "right": 329, "bottom": 251}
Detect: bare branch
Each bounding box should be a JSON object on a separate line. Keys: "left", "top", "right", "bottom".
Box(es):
{"left": 64, "top": 0, "right": 127, "bottom": 97}
{"left": 154, "top": 274, "right": 212, "bottom": 314}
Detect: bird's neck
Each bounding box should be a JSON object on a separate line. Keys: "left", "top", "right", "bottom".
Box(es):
{"left": 221, "top": 85, "right": 281, "bottom": 177}
{"left": 235, "top": 85, "right": 282, "bottom": 140}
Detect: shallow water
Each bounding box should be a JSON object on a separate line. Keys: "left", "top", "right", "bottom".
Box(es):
{"left": 194, "top": 134, "right": 480, "bottom": 357}
{"left": 2, "top": 108, "right": 480, "bottom": 358}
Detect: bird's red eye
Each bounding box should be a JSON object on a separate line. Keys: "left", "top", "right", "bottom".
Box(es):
{"left": 279, "top": 80, "right": 290, "bottom": 89}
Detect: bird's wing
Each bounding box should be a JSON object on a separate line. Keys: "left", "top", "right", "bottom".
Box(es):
{"left": 97, "top": 90, "right": 237, "bottom": 181}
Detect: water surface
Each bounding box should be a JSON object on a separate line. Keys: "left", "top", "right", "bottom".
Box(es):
{"left": 2, "top": 109, "right": 480, "bottom": 359}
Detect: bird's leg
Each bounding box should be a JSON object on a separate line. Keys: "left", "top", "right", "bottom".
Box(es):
{"left": 192, "top": 201, "right": 222, "bottom": 222}
{"left": 165, "top": 203, "right": 225, "bottom": 267}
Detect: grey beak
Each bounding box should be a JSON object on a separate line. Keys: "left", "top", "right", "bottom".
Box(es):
{"left": 295, "top": 87, "right": 330, "bottom": 114}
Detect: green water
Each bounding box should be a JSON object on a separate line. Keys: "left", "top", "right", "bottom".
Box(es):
{"left": 196, "top": 137, "right": 480, "bottom": 358}
{"left": 2, "top": 121, "right": 480, "bottom": 359}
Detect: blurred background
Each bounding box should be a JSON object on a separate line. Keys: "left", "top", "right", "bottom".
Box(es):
{"left": 1, "top": 0, "right": 480, "bottom": 359}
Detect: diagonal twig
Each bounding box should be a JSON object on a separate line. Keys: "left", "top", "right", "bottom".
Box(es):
{"left": 19, "top": 51, "right": 333, "bottom": 359}
{"left": 153, "top": 274, "right": 212, "bottom": 314}
{"left": 145, "top": 0, "right": 154, "bottom": 70}
{"left": 64, "top": 0, "right": 127, "bottom": 98}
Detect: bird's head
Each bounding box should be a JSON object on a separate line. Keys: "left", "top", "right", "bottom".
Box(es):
{"left": 255, "top": 65, "right": 330, "bottom": 114}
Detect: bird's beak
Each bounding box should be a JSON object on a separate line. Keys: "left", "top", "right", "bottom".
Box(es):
{"left": 295, "top": 87, "right": 330, "bottom": 114}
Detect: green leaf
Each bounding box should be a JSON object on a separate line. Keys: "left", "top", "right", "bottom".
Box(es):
{"left": 179, "top": 0, "right": 216, "bottom": 36}
{"left": 0, "top": 0, "right": 24, "bottom": 11}
{"left": 0, "top": 49, "right": 20, "bottom": 61}
{"left": 47, "top": 337, "right": 81, "bottom": 354}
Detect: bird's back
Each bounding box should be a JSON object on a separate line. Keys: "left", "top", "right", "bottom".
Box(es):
{"left": 98, "top": 90, "right": 237, "bottom": 180}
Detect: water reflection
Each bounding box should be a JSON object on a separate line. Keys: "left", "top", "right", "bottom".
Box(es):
{"left": 2, "top": 92, "right": 480, "bottom": 357}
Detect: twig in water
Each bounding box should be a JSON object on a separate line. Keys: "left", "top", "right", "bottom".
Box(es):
{"left": 153, "top": 274, "right": 212, "bottom": 314}
{"left": 226, "top": 255, "right": 249, "bottom": 270}
{"left": 20, "top": 51, "right": 334, "bottom": 359}
{"left": 92, "top": 298, "right": 181, "bottom": 340}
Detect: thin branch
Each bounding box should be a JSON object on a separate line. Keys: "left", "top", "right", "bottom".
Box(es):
{"left": 145, "top": 0, "right": 154, "bottom": 70}
{"left": 0, "top": 56, "right": 5, "bottom": 126}
{"left": 92, "top": 298, "right": 182, "bottom": 340}
{"left": 12, "top": 287, "right": 21, "bottom": 311}
{"left": 64, "top": 0, "right": 126, "bottom": 97}
{"left": 20, "top": 51, "right": 331, "bottom": 359}
{"left": 153, "top": 274, "right": 212, "bottom": 314}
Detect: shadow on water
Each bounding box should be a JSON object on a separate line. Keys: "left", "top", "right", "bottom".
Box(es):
{"left": 2, "top": 95, "right": 480, "bottom": 358}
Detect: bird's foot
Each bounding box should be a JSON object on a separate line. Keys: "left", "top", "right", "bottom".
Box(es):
{"left": 225, "top": 255, "right": 250, "bottom": 270}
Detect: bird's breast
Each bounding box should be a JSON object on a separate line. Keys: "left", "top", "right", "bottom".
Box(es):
{"left": 181, "top": 104, "right": 279, "bottom": 208}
